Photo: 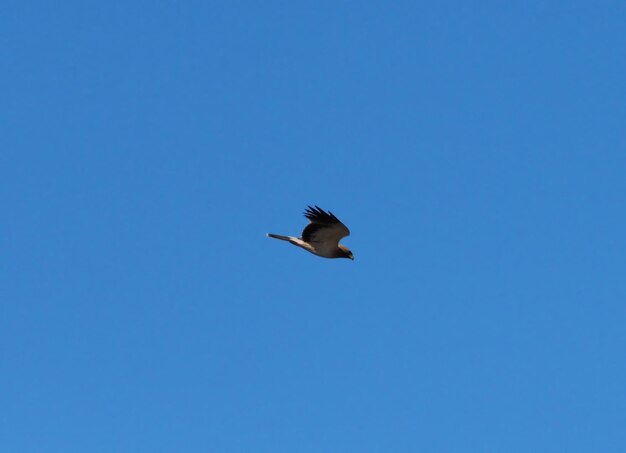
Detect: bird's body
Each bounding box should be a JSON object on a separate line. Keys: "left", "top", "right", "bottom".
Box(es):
{"left": 267, "top": 206, "right": 354, "bottom": 260}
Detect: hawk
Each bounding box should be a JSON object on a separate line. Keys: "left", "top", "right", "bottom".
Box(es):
{"left": 267, "top": 206, "right": 354, "bottom": 260}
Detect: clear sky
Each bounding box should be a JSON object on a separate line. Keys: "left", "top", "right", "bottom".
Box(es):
{"left": 2, "top": 1, "right": 626, "bottom": 452}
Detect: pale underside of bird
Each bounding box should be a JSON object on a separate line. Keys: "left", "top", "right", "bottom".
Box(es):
{"left": 266, "top": 206, "right": 354, "bottom": 260}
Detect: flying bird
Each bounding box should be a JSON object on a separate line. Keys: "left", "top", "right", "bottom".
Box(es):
{"left": 267, "top": 206, "right": 354, "bottom": 260}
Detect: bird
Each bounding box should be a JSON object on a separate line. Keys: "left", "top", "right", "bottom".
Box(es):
{"left": 267, "top": 206, "right": 354, "bottom": 260}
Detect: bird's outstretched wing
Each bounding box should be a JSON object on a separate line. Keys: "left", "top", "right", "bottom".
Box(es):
{"left": 301, "top": 205, "right": 350, "bottom": 246}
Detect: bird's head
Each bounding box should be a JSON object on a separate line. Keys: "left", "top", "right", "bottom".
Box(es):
{"left": 339, "top": 245, "right": 354, "bottom": 260}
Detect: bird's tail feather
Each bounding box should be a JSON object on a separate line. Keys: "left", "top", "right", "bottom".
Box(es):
{"left": 266, "top": 233, "right": 292, "bottom": 241}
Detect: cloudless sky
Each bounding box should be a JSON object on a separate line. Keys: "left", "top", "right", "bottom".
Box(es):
{"left": 2, "top": 1, "right": 626, "bottom": 452}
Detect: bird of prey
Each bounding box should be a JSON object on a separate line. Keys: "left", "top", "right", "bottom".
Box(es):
{"left": 267, "top": 206, "right": 354, "bottom": 260}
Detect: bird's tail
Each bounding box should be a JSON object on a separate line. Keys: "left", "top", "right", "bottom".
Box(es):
{"left": 266, "top": 233, "right": 292, "bottom": 241}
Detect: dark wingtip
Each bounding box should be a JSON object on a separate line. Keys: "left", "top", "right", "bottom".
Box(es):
{"left": 304, "top": 205, "right": 322, "bottom": 217}
{"left": 303, "top": 205, "right": 343, "bottom": 224}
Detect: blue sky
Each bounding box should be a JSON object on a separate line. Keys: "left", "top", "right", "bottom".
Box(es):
{"left": 2, "top": 1, "right": 626, "bottom": 451}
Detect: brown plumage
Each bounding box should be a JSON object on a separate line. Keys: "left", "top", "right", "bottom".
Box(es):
{"left": 267, "top": 206, "right": 354, "bottom": 260}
